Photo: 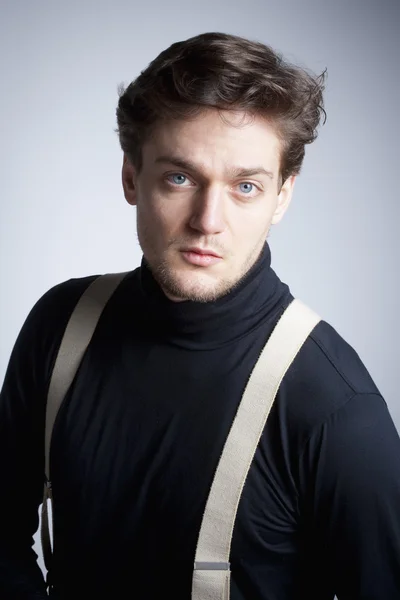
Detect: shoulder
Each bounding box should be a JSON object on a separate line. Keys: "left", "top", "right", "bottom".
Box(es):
{"left": 26, "top": 268, "right": 138, "bottom": 335}
{"left": 299, "top": 318, "right": 381, "bottom": 398}
{"left": 309, "top": 319, "right": 380, "bottom": 396}
{"left": 27, "top": 274, "right": 100, "bottom": 341}
{"left": 275, "top": 312, "right": 383, "bottom": 449}
{"left": 9, "top": 275, "right": 99, "bottom": 383}
{"left": 7, "top": 270, "right": 138, "bottom": 388}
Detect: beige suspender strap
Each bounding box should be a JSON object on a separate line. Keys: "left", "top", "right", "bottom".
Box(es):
{"left": 41, "top": 271, "right": 128, "bottom": 573}
{"left": 192, "top": 298, "right": 321, "bottom": 600}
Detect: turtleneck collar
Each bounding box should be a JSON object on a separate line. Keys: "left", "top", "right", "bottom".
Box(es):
{"left": 137, "top": 243, "right": 292, "bottom": 350}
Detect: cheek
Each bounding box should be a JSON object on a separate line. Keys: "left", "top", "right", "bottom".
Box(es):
{"left": 138, "top": 192, "right": 185, "bottom": 240}
{"left": 230, "top": 206, "right": 274, "bottom": 243}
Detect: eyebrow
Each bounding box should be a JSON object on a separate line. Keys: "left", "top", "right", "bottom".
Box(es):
{"left": 154, "top": 155, "right": 274, "bottom": 180}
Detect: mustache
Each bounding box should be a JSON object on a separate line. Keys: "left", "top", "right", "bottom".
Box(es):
{"left": 168, "top": 237, "right": 226, "bottom": 253}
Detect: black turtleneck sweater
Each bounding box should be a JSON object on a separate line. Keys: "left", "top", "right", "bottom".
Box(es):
{"left": 1, "top": 245, "right": 399, "bottom": 599}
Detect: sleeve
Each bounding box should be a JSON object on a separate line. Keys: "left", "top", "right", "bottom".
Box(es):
{"left": 300, "top": 393, "right": 400, "bottom": 600}
{"left": 0, "top": 277, "right": 96, "bottom": 599}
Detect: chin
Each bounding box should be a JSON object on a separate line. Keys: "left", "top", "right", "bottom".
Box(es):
{"left": 161, "top": 269, "right": 233, "bottom": 303}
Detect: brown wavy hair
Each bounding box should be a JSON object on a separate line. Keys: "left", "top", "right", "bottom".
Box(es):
{"left": 116, "top": 32, "right": 326, "bottom": 185}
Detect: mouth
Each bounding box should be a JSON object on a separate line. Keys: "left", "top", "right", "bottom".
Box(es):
{"left": 180, "top": 247, "right": 223, "bottom": 267}
{"left": 183, "top": 247, "right": 222, "bottom": 258}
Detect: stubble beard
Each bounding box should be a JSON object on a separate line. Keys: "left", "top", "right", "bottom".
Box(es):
{"left": 154, "top": 259, "right": 238, "bottom": 303}
{"left": 145, "top": 238, "right": 268, "bottom": 303}
{"left": 137, "top": 211, "right": 270, "bottom": 303}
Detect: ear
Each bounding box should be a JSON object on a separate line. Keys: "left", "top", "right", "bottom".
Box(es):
{"left": 271, "top": 175, "right": 296, "bottom": 225}
{"left": 122, "top": 155, "right": 138, "bottom": 206}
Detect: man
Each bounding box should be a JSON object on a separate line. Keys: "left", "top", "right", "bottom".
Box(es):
{"left": 0, "top": 31, "right": 399, "bottom": 600}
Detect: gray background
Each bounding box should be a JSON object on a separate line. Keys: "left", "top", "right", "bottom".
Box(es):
{"left": 0, "top": 0, "right": 399, "bottom": 579}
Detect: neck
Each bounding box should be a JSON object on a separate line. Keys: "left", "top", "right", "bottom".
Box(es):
{"left": 138, "top": 243, "right": 292, "bottom": 350}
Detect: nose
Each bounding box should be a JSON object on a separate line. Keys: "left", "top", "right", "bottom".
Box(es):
{"left": 188, "top": 187, "right": 226, "bottom": 235}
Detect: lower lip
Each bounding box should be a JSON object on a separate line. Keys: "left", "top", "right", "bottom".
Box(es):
{"left": 181, "top": 251, "right": 222, "bottom": 266}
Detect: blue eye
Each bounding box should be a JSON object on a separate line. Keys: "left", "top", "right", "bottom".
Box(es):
{"left": 239, "top": 182, "right": 254, "bottom": 194}
{"left": 171, "top": 174, "right": 187, "bottom": 185}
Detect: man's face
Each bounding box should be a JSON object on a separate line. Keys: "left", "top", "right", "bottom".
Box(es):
{"left": 122, "top": 109, "right": 295, "bottom": 302}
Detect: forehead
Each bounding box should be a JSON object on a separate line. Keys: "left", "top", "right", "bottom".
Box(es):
{"left": 142, "top": 109, "right": 282, "bottom": 175}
